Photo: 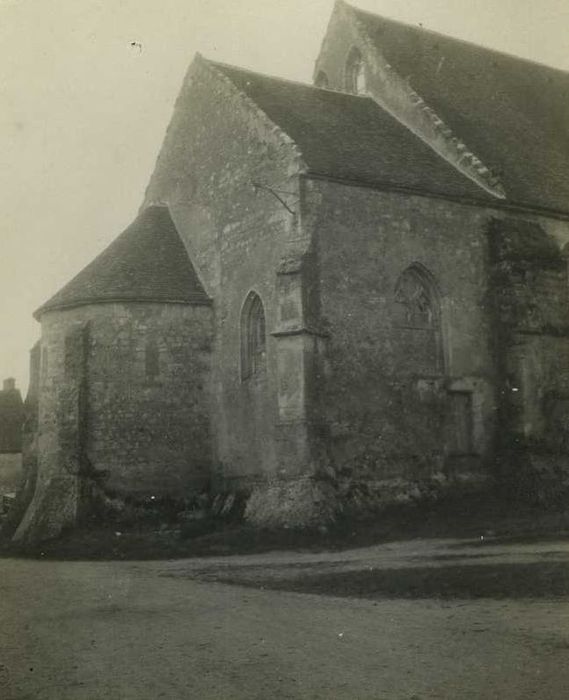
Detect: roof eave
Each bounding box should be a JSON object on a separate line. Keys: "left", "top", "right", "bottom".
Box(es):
{"left": 34, "top": 295, "right": 213, "bottom": 321}
{"left": 301, "top": 171, "right": 569, "bottom": 221}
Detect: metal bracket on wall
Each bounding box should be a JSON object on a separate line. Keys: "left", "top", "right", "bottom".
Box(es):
{"left": 251, "top": 181, "right": 297, "bottom": 215}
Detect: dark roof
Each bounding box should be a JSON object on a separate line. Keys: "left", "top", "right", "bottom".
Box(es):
{"left": 350, "top": 6, "right": 569, "bottom": 214}
{"left": 0, "top": 385, "right": 24, "bottom": 453}
{"left": 36, "top": 206, "right": 210, "bottom": 317}
{"left": 212, "top": 62, "right": 489, "bottom": 201}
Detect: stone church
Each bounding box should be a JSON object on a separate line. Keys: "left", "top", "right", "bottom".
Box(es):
{"left": 10, "top": 1, "right": 569, "bottom": 541}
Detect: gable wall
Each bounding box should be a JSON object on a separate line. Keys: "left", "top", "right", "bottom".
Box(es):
{"left": 143, "top": 58, "right": 307, "bottom": 486}
{"left": 313, "top": 4, "right": 502, "bottom": 198}
{"left": 313, "top": 4, "right": 359, "bottom": 93}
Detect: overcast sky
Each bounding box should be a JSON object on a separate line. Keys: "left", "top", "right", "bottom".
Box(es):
{"left": 2, "top": 0, "right": 569, "bottom": 392}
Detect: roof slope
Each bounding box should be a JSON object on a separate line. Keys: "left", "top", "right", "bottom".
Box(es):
{"left": 37, "top": 206, "right": 210, "bottom": 317}
{"left": 350, "top": 6, "right": 569, "bottom": 213}
{"left": 213, "top": 62, "right": 490, "bottom": 201}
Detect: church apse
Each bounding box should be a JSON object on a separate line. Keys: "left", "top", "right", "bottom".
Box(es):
{"left": 13, "top": 207, "right": 214, "bottom": 542}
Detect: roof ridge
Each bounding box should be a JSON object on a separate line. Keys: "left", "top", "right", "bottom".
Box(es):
{"left": 207, "top": 58, "right": 371, "bottom": 98}
{"left": 345, "top": 1, "right": 569, "bottom": 77}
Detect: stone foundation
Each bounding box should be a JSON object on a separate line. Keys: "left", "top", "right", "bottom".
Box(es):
{"left": 12, "top": 474, "right": 82, "bottom": 544}
{"left": 244, "top": 477, "right": 338, "bottom": 529}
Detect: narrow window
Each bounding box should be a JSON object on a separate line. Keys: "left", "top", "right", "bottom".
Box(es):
{"left": 241, "top": 292, "right": 266, "bottom": 380}
{"left": 393, "top": 264, "right": 443, "bottom": 375}
{"left": 394, "top": 268, "right": 437, "bottom": 329}
{"left": 145, "top": 339, "right": 160, "bottom": 378}
{"left": 345, "top": 48, "right": 366, "bottom": 94}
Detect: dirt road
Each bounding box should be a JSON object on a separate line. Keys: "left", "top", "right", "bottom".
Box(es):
{"left": 1, "top": 538, "right": 569, "bottom": 699}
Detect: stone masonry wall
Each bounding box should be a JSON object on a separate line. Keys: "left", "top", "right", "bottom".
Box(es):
{"left": 14, "top": 321, "right": 89, "bottom": 541}
{"left": 487, "top": 218, "right": 569, "bottom": 445}
{"left": 143, "top": 56, "right": 313, "bottom": 487}
{"left": 38, "top": 302, "right": 213, "bottom": 498}
{"left": 305, "top": 177, "right": 498, "bottom": 485}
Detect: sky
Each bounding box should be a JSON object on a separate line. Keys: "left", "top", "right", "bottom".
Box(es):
{"left": 2, "top": 0, "right": 569, "bottom": 393}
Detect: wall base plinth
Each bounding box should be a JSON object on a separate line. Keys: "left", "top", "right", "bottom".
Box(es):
{"left": 12, "top": 475, "right": 83, "bottom": 544}
{"left": 244, "top": 476, "right": 337, "bottom": 529}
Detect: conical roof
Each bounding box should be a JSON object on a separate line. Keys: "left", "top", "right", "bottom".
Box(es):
{"left": 36, "top": 206, "right": 210, "bottom": 318}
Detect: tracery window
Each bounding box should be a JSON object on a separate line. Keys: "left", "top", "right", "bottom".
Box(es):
{"left": 394, "top": 267, "right": 437, "bottom": 329}
{"left": 393, "top": 265, "right": 443, "bottom": 374}
{"left": 345, "top": 48, "right": 366, "bottom": 95}
{"left": 241, "top": 292, "right": 266, "bottom": 380}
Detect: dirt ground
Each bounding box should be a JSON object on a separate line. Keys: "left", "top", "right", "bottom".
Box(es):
{"left": 1, "top": 535, "right": 569, "bottom": 699}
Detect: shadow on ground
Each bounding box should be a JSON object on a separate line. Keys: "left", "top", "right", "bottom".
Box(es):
{"left": 215, "top": 561, "right": 569, "bottom": 600}
{"left": 3, "top": 492, "right": 569, "bottom": 561}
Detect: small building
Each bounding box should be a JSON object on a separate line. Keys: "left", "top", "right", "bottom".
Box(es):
{"left": 0, "top": 378, "right": 24, "bottom": 499}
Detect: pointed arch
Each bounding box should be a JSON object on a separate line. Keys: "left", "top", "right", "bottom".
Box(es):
{"left": 345, "top": 47, "right": 366, "bottom": 94}
{"left": 393, "top": 264, "right": 444, "bottom": 374}
{"left": 394, "top": 264, "right": 441, "bottom": 329}
{"left": 241, "top": 291, "right": 267, "bottom": 381}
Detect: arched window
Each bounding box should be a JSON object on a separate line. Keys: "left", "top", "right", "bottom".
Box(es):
{"left": 393, "top": 265, "right": 444, "bottom": 375}
{"left": 241, "top": 292, "right": 266, "bottom": 380}
{"left": 345, "top": 48, "right": 366, "bottom": 94}
{"left": 315, "top": 70, "right": 330, "bottom": 88}
{"left": 394, "top": 266, "right": 438, "bottom": 329}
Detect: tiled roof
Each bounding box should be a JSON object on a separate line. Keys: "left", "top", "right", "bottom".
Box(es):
{"left": 36, "top": 206, "right": 210, "bottom": 317}
{"left": 349, "top": 6, "right": 569, "bottom": 214}
{"left": 212, "top": 62, "right": 490, "bottom": 201}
